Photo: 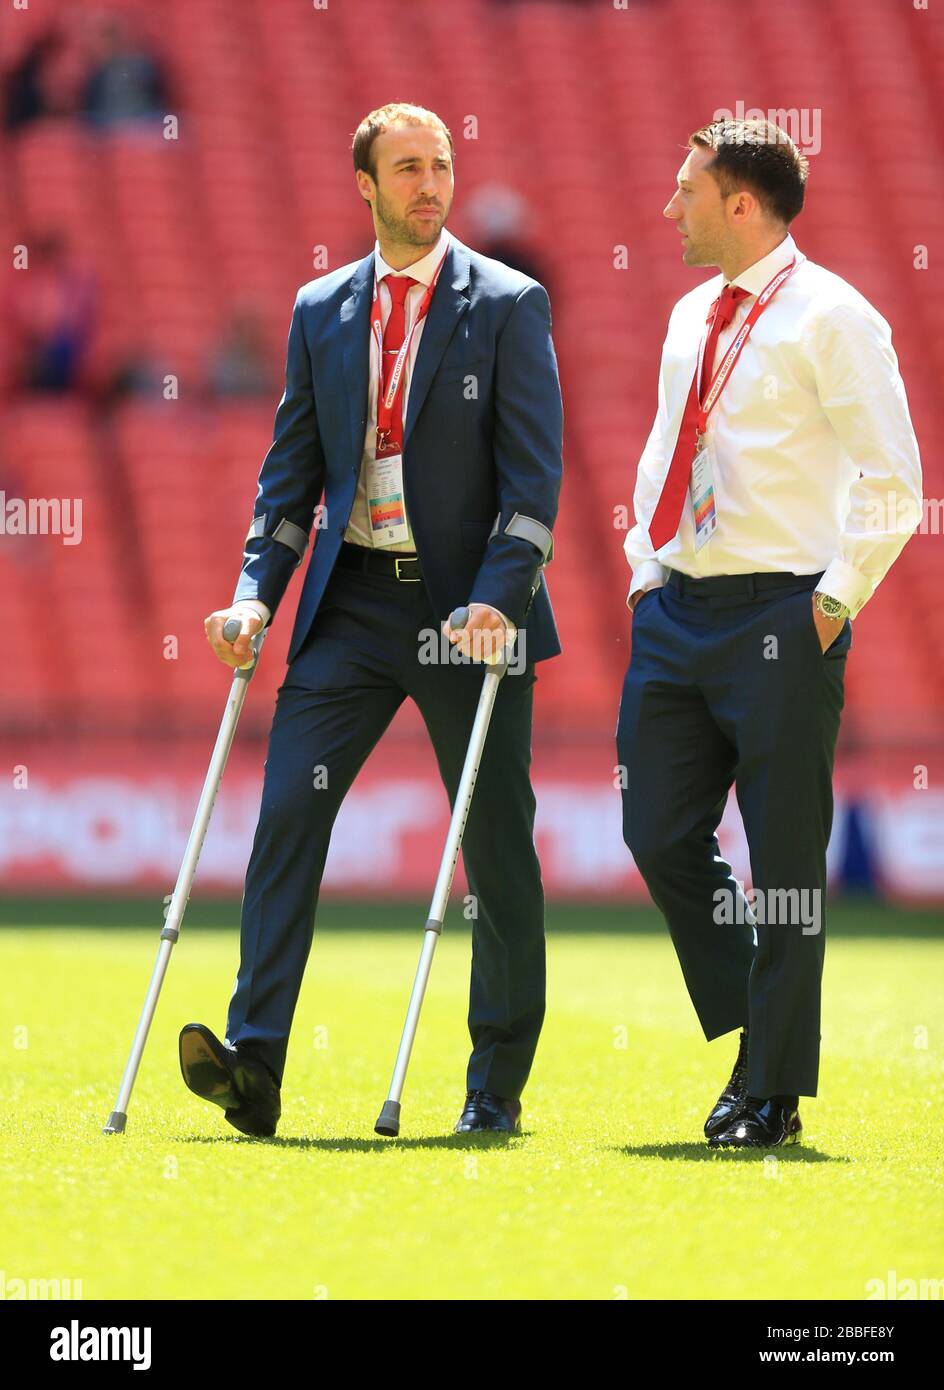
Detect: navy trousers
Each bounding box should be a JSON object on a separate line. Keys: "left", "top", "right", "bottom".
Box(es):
{"left": 616, "top": 570, "right": 850, "bottom": 1098}
{"left": 226, "top": 562, "right": 546, "bottom": 1100}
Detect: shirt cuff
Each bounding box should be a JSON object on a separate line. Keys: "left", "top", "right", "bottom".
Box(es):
{"left": 236, "top": 599, "right": 271, "bottom": 626}
{"left": 626, "top": 559, "right": 668, "bottom": 610}
{"left": 816, "top": 560, "right": 873, "bottom": 619}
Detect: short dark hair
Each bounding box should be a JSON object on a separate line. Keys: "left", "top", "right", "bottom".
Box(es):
{"left": 352, "top": 103, "right": 454, "bottom": 182}
{"left": 689, "top": 119, "right": 809, "bottom": 225}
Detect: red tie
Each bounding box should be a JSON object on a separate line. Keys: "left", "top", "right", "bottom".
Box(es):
{"left": 647, "top": 284, "right": 752, "bottom": 552}
{"left": 377, "top": 274, "right": 418, "bottom": 454}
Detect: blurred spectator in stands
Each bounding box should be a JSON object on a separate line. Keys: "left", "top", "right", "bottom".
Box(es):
{"left": 2, "top": 26, "right": 65, "bottom": 130}
{"left": 79, "top": 11, "right": 169, "bottom": 129}
{"left": 9, "top": 230, "right": 97, "bottom": 392}
{"left": 103, "top": 351, "right": 171, "bottom": 403}
{"left": 210, "top": 305, "right": 274, "bottom": 397}
{"left": 463, "top": 182, "right": 551, "bottom": 291}
{"left": 104, "top": 306, "right": 273, "bottom": 405}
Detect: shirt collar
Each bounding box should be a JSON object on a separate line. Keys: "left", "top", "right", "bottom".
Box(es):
{"left": 727, "top": 231, "right": 799, "bottom": 295}
{"left": 374, "top": 226, "right": 451, "bottom": 287}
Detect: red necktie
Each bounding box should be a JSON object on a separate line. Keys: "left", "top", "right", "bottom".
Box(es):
{"left": 377, "top": 273, "right": 418, "bottom": 455}
{"left": 647, "top": 284, "right": 752, "bottom": 552}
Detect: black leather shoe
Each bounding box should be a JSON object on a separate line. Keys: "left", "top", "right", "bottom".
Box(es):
{"left": 454, "top": 1090, "right": 521, "bottom": 1133}
{"left": 179, "top": 1023, "right": 281, "bottom": 1138}
{"left": 708, "top": 1096, "right": 802, "bottom": 1149}
{"left": 704, "top": 1029, "right": 749, "bottom": 1138}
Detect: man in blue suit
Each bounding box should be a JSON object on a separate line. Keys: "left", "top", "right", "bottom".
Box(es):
{"left": 179, "top": 103, "right": 563, "bottom": 1138}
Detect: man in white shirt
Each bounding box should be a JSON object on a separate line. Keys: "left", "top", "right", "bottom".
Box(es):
{"left": 618, "top": 118, "right": 922, "bottom": 1148}
{"left": 178, "top": 103, "right": 563, "bottom": 1139}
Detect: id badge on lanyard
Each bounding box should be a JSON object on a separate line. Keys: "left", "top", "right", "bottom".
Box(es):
{"left": 690, "top": 433, "right": 717, "bottom": 551}
{"left": 369, "top": 248, "right": 449, "bottom": 550}
{"left": 689, "top": 257, "right": 798, "bottom": 552}
{"left": 366, "top": 452, "right": 410, "bottom": 546}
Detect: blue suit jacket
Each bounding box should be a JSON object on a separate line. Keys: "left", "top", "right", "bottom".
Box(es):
{"left": 233, "top": 233, "right": 564, "bottom": 664}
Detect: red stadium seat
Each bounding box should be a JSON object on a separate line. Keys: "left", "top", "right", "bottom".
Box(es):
{"left": 0, "top": 0, "right": 938, "bottom": 749}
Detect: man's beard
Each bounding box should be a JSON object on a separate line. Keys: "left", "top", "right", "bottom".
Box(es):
{"left": 375, "top": 188, "right": 447, "bottom": 246}
{"left": 682, "top": 237, "right": 711, "bottom": 266}
{"left": 682, "top": 231, "right": 724, "bottom": 268}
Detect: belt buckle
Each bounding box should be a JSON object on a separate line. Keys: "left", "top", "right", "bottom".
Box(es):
{"left": 394, "top": 556, "right": 420, "bottom": 582}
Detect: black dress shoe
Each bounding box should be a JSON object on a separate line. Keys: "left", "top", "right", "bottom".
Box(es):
{"left": 704, "top": 1029, "right": 749, "bottom": 1138}
{"left": 179, "top": 1023, "right": 281, "bottom": 1138}
{"left": 454, "top": 1090, "right": 522, "bottom": 1133}
{"left": 708, "top": 1096, "right": 802, "bottom": 1149}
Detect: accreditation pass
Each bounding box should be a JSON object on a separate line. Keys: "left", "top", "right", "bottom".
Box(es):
{"left": 366, "top": 452, "right": 410, "bottom": 546}
{"left": 690, "top": 435, "right": 717, "bottom": 550}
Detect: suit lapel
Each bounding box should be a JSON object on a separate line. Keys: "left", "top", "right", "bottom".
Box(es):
{"left": 403, "top": 237, "right": 471, "bottom": 446}
{"left": 338, "top": 236, "right": 472, "bottom": 463}
{"left": 340, "top": 252, "right": 375, "bottom": 470}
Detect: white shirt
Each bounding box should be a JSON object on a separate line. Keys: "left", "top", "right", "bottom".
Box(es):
{"left": 624, "top": 232, "right": 923, "bottom": 616}
{"left": 344, "top": 226, "right": 452, "bottom": 551}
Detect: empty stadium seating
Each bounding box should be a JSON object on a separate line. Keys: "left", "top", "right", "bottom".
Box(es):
{"left": 1, "top": 0, "right": 940, "bottom": 747}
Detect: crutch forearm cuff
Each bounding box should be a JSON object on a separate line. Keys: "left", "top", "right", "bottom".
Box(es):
{"left": 245, "top": 515, "right": 310, "bottom": 565}
{"left": 487, "top": 511, "right": 554, "bottom": 563}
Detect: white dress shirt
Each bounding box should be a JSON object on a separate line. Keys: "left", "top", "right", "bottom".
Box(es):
{"left": 238, "top": 225, "right": 514, "bottom": 646}
{"left": 624, "top": 232, "right": 923, "bottom": 616}
{"left": 344, "top": 225, "right": 451, "bottom": 552}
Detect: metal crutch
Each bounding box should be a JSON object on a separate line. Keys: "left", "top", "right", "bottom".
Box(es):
{"left": 103, "top": 616, "right": 264, "bottom": 1134}
{"left": 375, "top": 607, "right": 510, "bottom": 1137}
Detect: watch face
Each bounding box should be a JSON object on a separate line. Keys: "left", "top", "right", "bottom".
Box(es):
{"left": 817, "top": 594, "right": 846, "bottom": 620}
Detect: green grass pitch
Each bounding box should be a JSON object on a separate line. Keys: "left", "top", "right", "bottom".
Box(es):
{"left": 1, "top": 902, "right": 941, "bottom": 1301}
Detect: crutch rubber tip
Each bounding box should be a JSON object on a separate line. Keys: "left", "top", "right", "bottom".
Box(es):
{"left": 374, "top": 1100, "right": 401, "bottom": 1137}
{"left": 102, "top": 1111, "right": 127, "bottom": 1135}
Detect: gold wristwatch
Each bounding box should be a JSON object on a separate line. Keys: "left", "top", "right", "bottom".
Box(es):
{"left": 814, "top": 591, "right": 851, "bottom": 623}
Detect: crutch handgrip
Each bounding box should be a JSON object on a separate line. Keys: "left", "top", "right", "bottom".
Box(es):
{"left": 447, "top": 604, "right": 510, "bottom": 673}
{"left": 222, "top": 614, "right": 262, "bottom": 672}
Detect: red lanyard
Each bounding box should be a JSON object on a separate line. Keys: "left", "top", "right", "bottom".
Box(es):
{"left": 695, "top": 258, "right": 798, "bottom": 437}
{"left": 370, "top": 249, "right": 448, "bottom": 451}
